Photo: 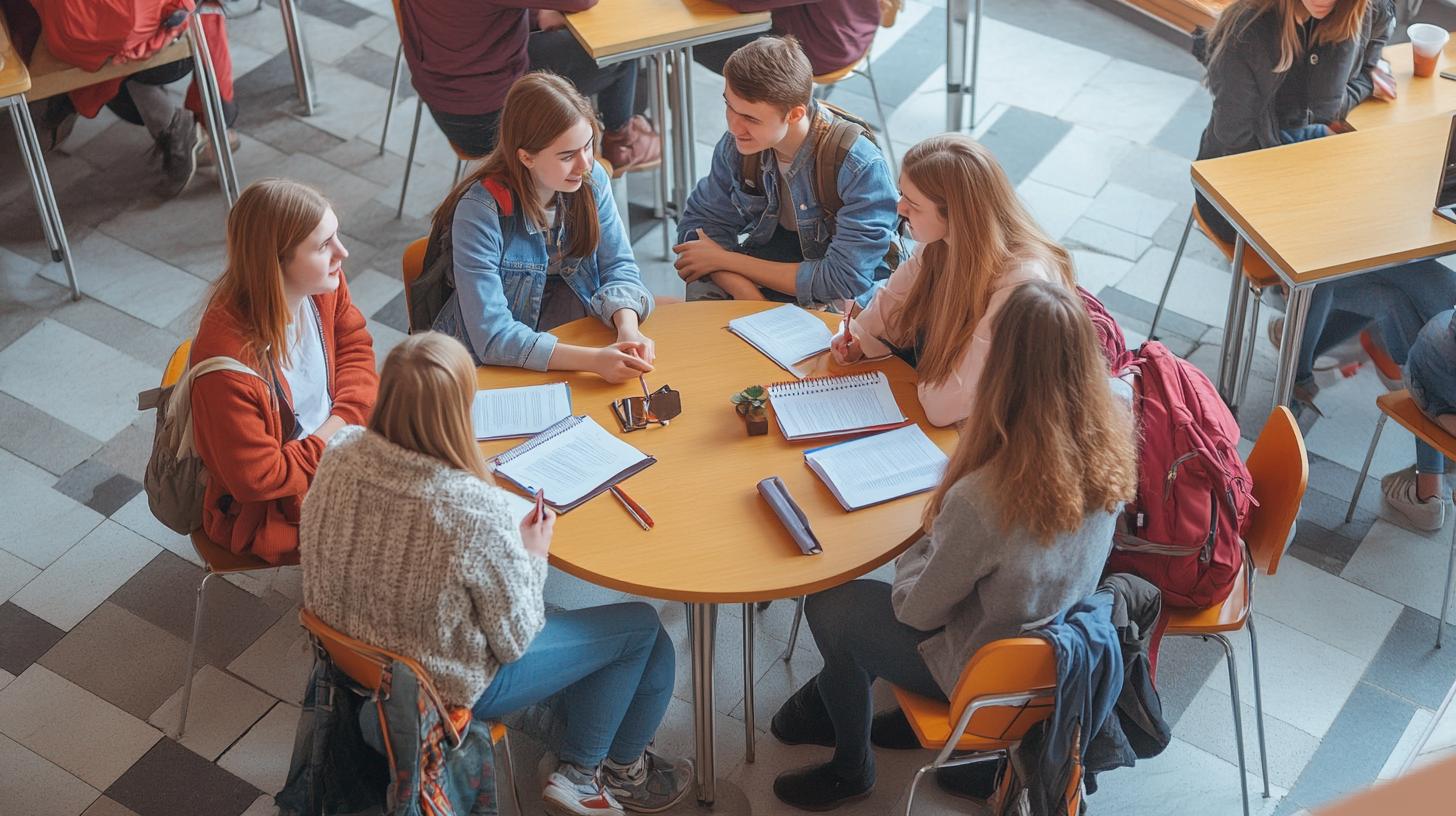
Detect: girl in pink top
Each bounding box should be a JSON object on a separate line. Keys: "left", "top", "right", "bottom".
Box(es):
{"left": 831, "top": 134, "right": 1078, "bottom": 427}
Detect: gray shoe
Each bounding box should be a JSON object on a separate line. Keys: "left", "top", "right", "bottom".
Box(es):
{"left": 601, "top": 750, "right": 692, "bottom": 813}
{"left": 1381, "top": 466, "right": 1448, "bottom": 532}
{"left": 154, "top": 110, "right": 201, "bottom": 198}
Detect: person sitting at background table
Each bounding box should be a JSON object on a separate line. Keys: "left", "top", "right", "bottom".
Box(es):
{"left": 301, "top": 332, "right": 691, "bottom": 816}
{"left": 690, "top": 0, "right": 884, "bottom": 79}
{"left": 674, "top": 35, "right": 900, "bottom": 304}
{"left": 767, "top": 280, "right": 1138, "bottom": 811}
{"left": 1381, "top": 309, "right": 1456, "bottom": 530}
{"left": 1195, "top": 0, "right": 1456, "bottom": 414}
{"left": 190, "top": 179, "right": 378, "bottom": 564}
{"left": 425, "top": 72, "right": 657, "bottom": 384}
{"left": 396, "top": 0, "right": 659, "bottom": 169}
{"left": 831, "top": 133, "right": 1077, "bottom": 427}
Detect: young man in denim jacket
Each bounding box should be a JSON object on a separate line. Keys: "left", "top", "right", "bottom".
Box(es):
{"left": 673, "top": 35, "right": 900, "bottom": 305}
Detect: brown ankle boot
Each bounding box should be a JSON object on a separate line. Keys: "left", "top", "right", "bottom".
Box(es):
{"left": 601, "top": 115, "right": 662, "bottom": 173}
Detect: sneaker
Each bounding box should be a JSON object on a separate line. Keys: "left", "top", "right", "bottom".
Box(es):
{"left": 1359, "top": 330, "right": 1404, "bottom": 391}
{"left": 542, "top": 762, "right": 623, "bottom": 816}
{"left": 601, "top": 115, "right": 662, "bottom": 173}
{"left": 771, "top": 679, "right": 836, "bottom": 747}
{"left": 153, "top": 110, "right": 201, "bottom": 198}
{"left": 1381, "top": 466, "right": 1448, "bottom": 532}
{"left": 772, "top": 762, "right": 874, "bottom": 811}
{"left": 601, "top": 751, "right": 692, "bottom": 813}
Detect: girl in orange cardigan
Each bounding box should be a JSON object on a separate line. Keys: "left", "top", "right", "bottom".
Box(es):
{"left": 190, "top": 179, "right": 378, "bottom": 563}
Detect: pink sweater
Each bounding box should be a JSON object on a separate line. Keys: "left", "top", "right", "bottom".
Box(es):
{"left": 850, "top": 247, "right": 1056, "bottom": 427}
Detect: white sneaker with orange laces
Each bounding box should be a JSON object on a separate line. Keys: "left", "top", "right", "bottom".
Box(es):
{"left": 542, "top": 762, "right": 624, "bottom": 816}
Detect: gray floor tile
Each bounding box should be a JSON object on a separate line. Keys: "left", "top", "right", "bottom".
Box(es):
{"left": 995, "top": 0, "right": 1203, "bottom": 81}
{"left": 371, "top": 289, "right": 410, "bottom": 333}
{"left": 335, "top": 43, "right": 414, "bottom": 95}
{"left": 0, "top": 603, "right": 66, "bottom": 677}
{"left": 1298, "top": 485, "right": 1378, "bottom": 547}
{"left": 81, "top": 796, "right": 141, "bottom": 816}
{"left": 1151, "top": 89, "right": 1213, "bottom": 159}
{"left": 976, "top": 106, "right": 1073, "bottom": 187}
{"left": 107, "top": 552, "right": 291, "bottom": 669}
{"left": 1288, "top": 521, "right": 1365, "bottom": 577}
{"left": 1094, "top": 285, "right": 1207, "bottom": 346}
{"left": 91, "top": 417, "right": 157, "bottom": 486}
{"left": 0, "top": 391, "right": 102, "bottom": 477}
{"left": 38, "top": 603, "right": 190, "bottom": 721}
{"left": 279, "top": 0, "right": 375, "bottom": 28}
{"left": 92, "top": 195, "right": 230, "bottom": 286}
{"left": 52, "top": 460, "right": 143, "bottom": 518}
{"left": 0, "top": 733, "right": 102, "bottom": 816}
{"left": 1158, "top": 633, "right": 1235, "bottom": 727}
{"left": 838, "top": 9, "right": 946, "bottom": 110}
{"left": 1282, "top": 682, "right": 1415, "bottom": 811}
{"left": 48, "top": 298, "right": 185, "bottom": 372}
{"left": 105, "top": 738, "right": 260, "bottom": 816}
{"left": 1362, "top": 606, "right": 1456, "bottom": 709}
{"left": 0, "top": 247, "right": 70, "bottom": 353}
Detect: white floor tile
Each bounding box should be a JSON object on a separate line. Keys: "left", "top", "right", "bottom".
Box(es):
{"left": 240, "top": 794, "right": 280, "bottom": 816}
{"left": 344, "top": 267, "right": 402, "bottom": 318}
{"left": 217, "top": 702, "right": 303, "bottom": 796}
{"left": 0, "top": 319, "right": 163, "bottom": 441}
{"left": 1058, "top": 58, "right": 1202, "bottom": 144}
{"left": 0, "top": 666, "right": 161, "bottom": 791}
{"left": 1116, "top": 247, "right": 1233, "bottom": 328}
{"left": 38, "top": 233, "right": 208, "bottom": 329}
{"left": 1085, "top": 183, "right": 1179, "bottom": 239}
{"left": 1064, "top": 217, "right": 1153, "bottom": 261}
{"left": 1028, "top": 125, "right": 1133, "bottom": 198}
{"left": 108, "top": 493, "right": 200, "bottom": 567}
{"left": 0, "top": 548, "right": 38, "bottom": 606}
{"left": 974, "top": 19, "right": 1113, "bottom": 120}
{"left": 11, "top": 521, "right": 159, "bottom": 632}
{"left": 150, "top": 665, "right": 277, "bottom": 762}
{"left": 1379, "top": 707, "right": 1435, "bottom": 780}
{"left": 1176, "top": 685, "right": 1319, "bottom": 791}
{"left": 1087, "top": 737, "right": 1286, "bottom": 816}
{"left": 0, "top": 462, "right": 103, "bottom": 569}
{"left": 227, "top": 613, "right": 313, "bottom": 705}
{"left": 1072, "top": 249, "right": 1135, "bottom": 296}
{"left": 1302, "top": 366, "right": 1417, "bottom": 477}
{"left": 1256, "top": 556, "right": 1404, "bottom": 661}
{"left": 1342, "top": 518, "right": 1456, "bottom": 622}
{"left": 0, "top": 733, "right": 101, "bottom": 816}
{"left": 0, "top": 670, "right": 12, "bottom": 693}
{"left": 367, "top": 319, "right": 409, "bottom": 370}
{"left": 1017, "top": 179, "right": 1092, "bottom": 241}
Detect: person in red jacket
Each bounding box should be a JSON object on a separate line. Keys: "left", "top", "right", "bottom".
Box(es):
{"left": 691, "top": 0, "right": 883, "bottom": 78}
{"left": 189, "top": 178, "right": 379, "bottom": 564}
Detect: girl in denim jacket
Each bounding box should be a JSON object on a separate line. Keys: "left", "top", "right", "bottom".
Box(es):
{"left": 430, "top": 73, "right": 657, "bottom": 384}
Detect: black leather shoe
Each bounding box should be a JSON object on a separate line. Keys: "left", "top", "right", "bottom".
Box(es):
{"left": 770, "top": 679, "right": 836, "bottom": 747}
{"left": 869, "top": 707, "right": 922, "bottom": 750}
{"left": 772, "top": 762, "right": 873, "bottom": 812}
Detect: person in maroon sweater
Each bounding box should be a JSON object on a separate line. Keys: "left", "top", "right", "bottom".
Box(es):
{"left": 398, "top": 0, "right": 659, "bottom": 168}
{"left": 692, "top": 0, "right": 883, "bottom": 77}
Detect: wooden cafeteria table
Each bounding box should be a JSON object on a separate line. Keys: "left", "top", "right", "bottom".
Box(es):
{"left": 475, "top": 301, "right": 958, "bottom": 804}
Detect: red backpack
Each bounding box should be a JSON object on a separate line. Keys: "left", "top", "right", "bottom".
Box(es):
{"left": 1105, "top": 341, "right": 1254, "bottom": 608}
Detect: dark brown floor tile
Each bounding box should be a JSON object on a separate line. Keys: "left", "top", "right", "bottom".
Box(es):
{"left": 105, "top": 738, "right": 260, "bottom": 816}
{"left": 52, "top": 460, "right": 143, "bottom": 518}
{"left": 0, "top": 602, "right": 66, "bottom": 676}
{"left": 39, "top": 602, "right": 190, "bottom": 721}
{"left": 81, "top": 795, "right": 141, "bottom": 816}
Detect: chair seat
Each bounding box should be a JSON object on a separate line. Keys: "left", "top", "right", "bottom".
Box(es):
{"left": 813, "top": 63, "right": 859, "bottom": 85}
{"left": 190, "top": 530, "right": 301, "bottom": 573}
{"left": 1378, "top": 391, "right": 1456, "bottom": 459}
{"left": 890, "top": 684, "right": 1054, "bottom": 752}
{"left": 1165, "top": 566, "right": 1249, "bottom": 635}
{"left": 26, "top": 36, "right": 193, "bottom": 103}
{"left": 0, "top": 17, "right": 33, "bottom": 97}
{"left": 1192, "top": 207, "right": 1281, "bottom": 288}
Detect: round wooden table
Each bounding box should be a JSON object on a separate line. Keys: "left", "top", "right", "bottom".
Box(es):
{"left": 476, "top": 301, "right": 959, "bottom": 804}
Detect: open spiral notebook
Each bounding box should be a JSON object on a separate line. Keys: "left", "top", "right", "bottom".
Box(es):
{"left": 768, "top": 370, "right": 908, "bottom": 440}
{"left": 488, "top": 416, "right": 655, "bottom": 512}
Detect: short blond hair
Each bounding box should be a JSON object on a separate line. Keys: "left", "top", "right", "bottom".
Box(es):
{"left": 723, "top": 36, "right": 812, "bottom": 113}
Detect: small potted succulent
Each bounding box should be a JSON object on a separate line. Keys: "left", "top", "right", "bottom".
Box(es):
{"left": 730, "top": 385, "right": 769, "bottom": 436}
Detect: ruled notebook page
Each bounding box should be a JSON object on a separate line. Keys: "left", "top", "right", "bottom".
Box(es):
{"left": 804, "top": 425, "right": 948, "bottom": 510}
{"left": 768, "top": 371, "right": 907, "bottom": 440}
{"left": 728, "top": 305, "right": 834, "bottom": 375}
{"left": 493, "top": 417, "right": 650, "bottom": 508}
{"left": 472, "top": 382, "right": 572, "bottom": 440}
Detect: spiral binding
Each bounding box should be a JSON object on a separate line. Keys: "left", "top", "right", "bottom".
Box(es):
{"left": 767, "top": 371, "right": 885, "bottom": 397}
{"left": 492, "top": 415, "right": 583, "bottom": 466}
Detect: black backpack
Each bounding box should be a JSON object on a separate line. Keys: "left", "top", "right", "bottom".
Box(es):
{"left": 409, "top": 177, "right": 516, "bottom": 333}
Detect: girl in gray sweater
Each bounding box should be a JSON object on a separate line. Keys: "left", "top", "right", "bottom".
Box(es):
{"left": 301, "top": 332, "right": 689, "bottom": 816}
{"left": 769, "top": 281, "right": 1139, "bottom": 811}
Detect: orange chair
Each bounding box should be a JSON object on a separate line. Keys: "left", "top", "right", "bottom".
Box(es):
{"left": 811, "top": 0, "right": 901, "bottom": 173}
{"left": 1149, "top": 205, "right": 1281, "bottom": 410}
{"left": 298, "top": 609, "right": 521, "bottom": 813}
{"left": 162, "top": 341, "right": 305, "bottom": 739}
{"left": 889, "top": 638, "right": 1058, "bottom": 815}
{"left": 1164, "top": 405, "right": 1308, "bottom": 816}
{"left": 1346, "top": 390, "right": 1456, "bottom": 647}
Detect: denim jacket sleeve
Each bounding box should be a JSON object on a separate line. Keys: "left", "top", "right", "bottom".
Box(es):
{"left": 677, "top": 132, "right": 751, "bottom": 248}
{"left": 795, "top": 139, "right": 899, "bottom": 305}
{"left": 452, "top": 191, "right": 558, "bottom": 371}
{"left": 586, "top": 162, "right": 655, "bottom": 323}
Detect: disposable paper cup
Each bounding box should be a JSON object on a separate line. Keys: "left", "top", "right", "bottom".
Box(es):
{"left": 1409, "top": 23, "right": 1450, "bottom": 77}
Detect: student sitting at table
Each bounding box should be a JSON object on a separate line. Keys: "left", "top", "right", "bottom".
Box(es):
{"left": 396, "top": 0, "right": 659, "bottom": 169}
{"left": 426, "top": 72, "right": 658, "bottom": 385}
{"left": 690, "top": 0, "right": 884, "bottom": 79}
{"left": 674, "top": 35, "right": 900, "bottom": 304}
{"left": 190, "top": 179, "right": 378, "bottom": 564}
{"left": 830, "top": 133, "right": 1077, "bottom": 428}
{"left": 768, "top": 280, "right": 1137, "bottom": 811}
{"left": 300, "top": 331, "right": 691, "bottom": 816}
{"left": 1195, "top": 0, "right": 1456, "bottom": 412}
{"left": 1381, "top": 309, "right": 1456, "bottom": 530}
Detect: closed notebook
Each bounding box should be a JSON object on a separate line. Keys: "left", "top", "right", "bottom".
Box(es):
{"left": 727, "top": 304, "right": 833, "bottom": 378}
{"left": 768, "top": 371, "right": 907, "bottom": 440}
{"left": 473, "top": 382, "right": 572, "bottom": 440}
{"left": 804, "top": 425, "right": 949, "bottom": 511}
{"left": 489, "top": 415, "right": 655, "bottom": 512}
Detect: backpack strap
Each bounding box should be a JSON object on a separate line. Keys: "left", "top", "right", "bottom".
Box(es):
{"left": 812, "top": 117, "right": 864, "bottom": 234}
{"left": 164, "top": 356, "right": 264, "bottom": 458}
{"left": 481, "top": 176, "right": 515, "bottom": 217}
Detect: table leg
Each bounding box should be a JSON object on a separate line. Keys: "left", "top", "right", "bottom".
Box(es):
{"left": 277, "top": 0, "right": 317, "bottom": 115}
{"left": 1217, "top": 236, "right": 1247, "bottom": 401}
{"left": 683, "top": 48, "right": 699, "bottom": 183}
{"left": 1273, "top": 286, "right": 1313, "bottom": 408}
{"left": 654, "top": 54, "right": 674, "bottom": 258}
{"left": 945, "top": 0, "right": 968, "bottom": 131}
{"left": 689, "top": 602, "right": 718, "bottom": 805}
{"left": 669, "top": 50, "right": 692, "bottom": 225}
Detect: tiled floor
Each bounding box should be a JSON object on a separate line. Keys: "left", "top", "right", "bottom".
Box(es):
{"left": 3, "top": 0, "right": 1456, "bottom": 814}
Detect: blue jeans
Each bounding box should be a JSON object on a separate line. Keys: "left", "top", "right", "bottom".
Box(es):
{"left": 804, "top": 580, "right": 945, "bottom": 780}
{"left": 471, "top": 603, "right": 674, "bottom": 768}
{"left": 1409, "top": 309, "right": 1456, "bottom": 474}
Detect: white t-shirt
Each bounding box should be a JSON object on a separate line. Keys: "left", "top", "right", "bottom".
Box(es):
{"left": 281, "top": 299, "right": 333, "bottom": 438}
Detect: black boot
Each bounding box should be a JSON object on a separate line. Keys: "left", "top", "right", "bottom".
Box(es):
{"left": 773, "top": 762, "right": 873, "bottom": 812}
{"left": 771, "top": 679, "right": 836, "bottom": 747}
{"left": 869, "top": 707, "right": 922, "bottom": 749}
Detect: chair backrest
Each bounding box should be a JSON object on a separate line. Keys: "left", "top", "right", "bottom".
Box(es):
{"left": 1243, "top": 405, "right": 1308, "bottom": 577}
{"left": 946, "top": 637, "right": 1058, "bottom": 742}
{"left": 401, "top": 236, "right": 428, "bottom": 321}
{"left": 163, "top": 339, "right": 192, "bottom": 389}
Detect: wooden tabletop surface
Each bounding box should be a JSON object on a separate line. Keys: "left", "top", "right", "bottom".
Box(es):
{"left": 1191, "top": 112, "right": 1456, "bottom": 284}
{"left": 474, "top": 301, "right": 959, "bottom": 604}
{"left": 0, "top": 13, "right": 32, "bottom": 98}
{"left": 566, "top": 0, "right": 769, "bottom": 63}
{"left": 1347, "top": 41, "right": 1456, "bottom": 131}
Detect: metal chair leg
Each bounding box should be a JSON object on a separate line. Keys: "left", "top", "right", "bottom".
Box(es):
{"left": 1217, "top": 237, "right": 1249, "bottom": 401}
{"left": 783, "top": 595, "right": 806, "bottom": 661}
{"left": 1150, "top": 209, "right": 1195, "bottom": 340}
{"left": 1234, "top": 286, "right": 1262, "bottom": 412}
{"left": 1440, "top": 521, "right": 1456, "bottom": 648}
{"left": 861, "top": 61, "right": 897, "bottom": 175}
{"left": 175, "top": 571, "right": 218, "bottom": 738}
{"left": 742, "top": 603, "right": 755, "bottom": 763}
{"left": 8, "top": 99, "right": 80, "bottom": 299}
{"left": 397, "top": 97, "right": 424, "bottom": 219}
{"left": 904, "top": 763, "right": 933, "bottom": 816}
{"left": 499, "top": 730, "right": 524, "bottom": 815}
{"left": 381, "top": 43, "right": 404, "bottom": 157}
{"left": 1346, "top": 413, "right": 1388, "bottom": 522}
{"left": 189, "top": 12, "right": 239, "bottom": 207}
{"left": 1216, "top": 634, "right": 1252, "bottom": 816}
{"left": 1246, "top": 616, "right": 1271, "bottom": 798}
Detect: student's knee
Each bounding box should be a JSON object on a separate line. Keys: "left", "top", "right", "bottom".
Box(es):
{"left": 804, "top": 580, "right": 884, "bottom": 644}
{"left": 686, "top": 278, "right": 732, "bottom": 302}
{"left": 611, "top": 601, "right": 667, "bottom": 643}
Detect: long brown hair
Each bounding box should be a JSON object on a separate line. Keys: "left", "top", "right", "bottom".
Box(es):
{"left": 369, "top": 332, "right": 489, "bottom": 480}
{"left": 209, "top": 178, "right": 331, "bottom": 373}
{"left": 1206, "top": 0, "right": 1370, "bottom": 74}
{"left": 431, "top": 72, "right": 602, "bottom": 259}
{"left": 888, "top": 135, "right": 1076, "bottom": 385}
{"left": 922, "top": 280, "right": 1137, "bottom": 543}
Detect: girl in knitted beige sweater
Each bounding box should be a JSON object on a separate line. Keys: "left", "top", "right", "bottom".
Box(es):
{"left": 301, "top": 332, "right": 689, "bottom": 816}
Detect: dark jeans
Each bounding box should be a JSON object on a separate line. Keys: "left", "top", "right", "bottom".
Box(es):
{"left": 804, "top": 579, "right": 945, "bottom": 780}
{"left": 105, "top": 61, "right": 239, "bottom": 132}
{"left": 684, "top": 225, "right": 803, "bottom": 301}
{"left": 691, "top": 32, "right": 762, "bottom": 75}
{"left": 427, "top": 107, "right": 502, "bottom": 159}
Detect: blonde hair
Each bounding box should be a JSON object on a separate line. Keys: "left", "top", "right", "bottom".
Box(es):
{"left": 923, "top": 280, "right": 1137, "bottom": 543}
{"left": 432, "top": 72, "right": 602, "bottom": 259}
{"left": 369, "top": 332, "right": 489, "bottom": 480}
{"left": 1207, "top": 0, "right": 1370, "bottom": 74}
{"left": 890, "top": 135, "right": 1076, "bottom": 385}
{"left": 211, "top": 178, "right": 331, "bottom": 372}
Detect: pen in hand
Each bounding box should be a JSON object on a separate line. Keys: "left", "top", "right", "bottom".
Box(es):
{"left": 841, "top": 298, "right": 854, "bottom": 342}
{"left": 533, "top": 489, "right": 546, "bottom": 523}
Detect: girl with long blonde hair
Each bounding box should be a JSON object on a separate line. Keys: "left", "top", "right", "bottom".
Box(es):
{"left": 301, "top": 332, "right": 691, "bottom": 816}
{"left": 190, "top": 178, "right": 377, "bottom": 564}
{"left": 771, "top": 281, "right": 1137, "bottom": 811}
{"left": 426, "top": 72, "right": 658, "bottom": 385}
{"left": 832, "top": 133, "right": 1076, "bottom": 427}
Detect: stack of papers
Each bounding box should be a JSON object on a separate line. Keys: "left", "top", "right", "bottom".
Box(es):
{"left": 473, "top": 382, "right": 572, "bottom": 440}
{"left": 727, "top": 305, "right": 833, "bottom": 377}
{"left": 805, "top": 425, "right": 949, "bottom": 510}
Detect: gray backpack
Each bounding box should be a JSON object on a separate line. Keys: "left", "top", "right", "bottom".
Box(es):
{"left": 137, "top": 356, "right": 263, "bottom": 534}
